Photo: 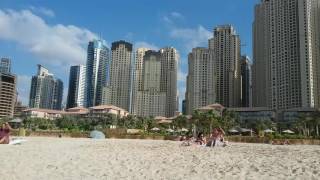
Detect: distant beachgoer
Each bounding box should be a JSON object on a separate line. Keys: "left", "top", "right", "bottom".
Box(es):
{"left": 217, "top": 128, "right": 227, "bottom": 147}
{"left": 207, "top": 128, "right": 227, "bottom": 147}
{"left": 0, "top": 122, "right": 12, "bottom": 144}
{"left": 181, "top": 135, "right": 194, "bottom": 146}
{"left": 180, "top": 135, "right": 187, "bottom": 141}
{"left": 282, "top": 139, "right": 290, "bottom": 145}
{"left": 195, "top": 132, "right": 206, "bottom": 145}
{"left": 0, "top": 123, "right": 5, "bottom": 139}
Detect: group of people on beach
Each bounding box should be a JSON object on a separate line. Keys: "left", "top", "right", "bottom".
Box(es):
{"left": 181, "top": 127, "right": 227, "bottom": 147}
{"left": 0, "top": 122, "right": 11, "bottom": 144}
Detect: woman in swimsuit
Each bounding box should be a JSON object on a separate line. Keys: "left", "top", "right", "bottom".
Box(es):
{"left": 0, "top": 122, "right": 12, "bottom": 144}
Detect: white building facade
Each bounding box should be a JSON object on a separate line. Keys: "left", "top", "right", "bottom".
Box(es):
{"left": 252, "top": 0, "right": 320, "bottom": 110}
{"left": 186, "top": 47, "right": 215, "bottom": 115}
{"left": 108, "top": 40, "right": 133, "bottom": 111}
{"left": 160, "top": 47, "right": 179, "bottom": 117}
{"left": 209, "top": 25, "right": 241, "bottom": 108}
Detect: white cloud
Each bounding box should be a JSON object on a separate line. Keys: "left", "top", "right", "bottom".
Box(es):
{"left": 134, "top": 41, "right": 159, "bottom": 50}
{"left": 16, "top": 75, "right": 31, "bottom": 105}
{"left": 170, "top": 25, "right": 211, "bottom": 52}
{"left": 162, "top": 11, "right": 184, "bottom": 24}
{"left": 0, "top": 9, "right": 97, "bottom": 67}
{"left": 170, "top": 12, "right": 184, "bottom": 19}
{"left": 178, "top": 68, "right": 187, "bottom": 82}
{"left": 29, "top": 6, "right": 55, "bottom": 17}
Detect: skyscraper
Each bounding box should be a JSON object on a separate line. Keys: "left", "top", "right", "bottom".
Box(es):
{"left": 209, "top": 25, "right": 241, "bottom": 107}
{"left": 135, "top": 50, "right": 166, "bottom": 117}
{"left": 0, "top": 73, "right": 16, "bottom": 117}
{"left": 131, "top": 48, "right": 150, "bottom": 114}
{"left": 66, "top": 65, "right": 86, "bottom": 109}
{"left": 160, "top": 47, "right": 179, "bottom": 117}
{"left": 109, "top": 40, "right": 133, "bottom": 111}
{"left": 252, "top": 0, "right": 320, "bottom": 110}
{"left": 185, "top": 47, "right": 215, "bottom": 115}
{"left": 85, "top": 39, "right": 110, "bottom": 107}
{"left": 29, "top": 65, "right": 63, "bottom": 110}
{"left": 240, "top": 56, "right": 252, "bottom": 107}
{"left": 182, "top": 99, "right": 186, "bottom": 115}
{"left": 0, "top": 58, "right": 11, "bottom": 74}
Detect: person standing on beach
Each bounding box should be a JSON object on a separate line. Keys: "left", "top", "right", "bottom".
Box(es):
{"left": 0, "top": 122, "right": 12, "bottom": 144}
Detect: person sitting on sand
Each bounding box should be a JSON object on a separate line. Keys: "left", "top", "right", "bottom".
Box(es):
{"left": 207, "top": 128, "right": 227, "bottom": 147}
{"left": 217, "top": 128, "right": 227, "bottom": 147}
{"left": 0, "top": 122, "right": 12, "bottom": 144}
{"left": 282, "top": 139, "right": 290, "bottom": 145}
{"left": 180, "top": 135, "right": 187, "bottom": 141}
{"left": 181, "top": 135, "right": 193, "bottom": 146}
{"left": 195, "top": 132, "right": 206, "bottom": 145}
{"left": 207, "top": 128, "right": 219, "bottom": 147}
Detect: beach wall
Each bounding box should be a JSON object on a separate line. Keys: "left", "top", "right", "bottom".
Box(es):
{"left": 11, "top": 129, "right": 175, "bottom": 140}
{"left": 11, "top": 129, "right": 320, "bottom": 145}
{"left": 11, "top": 129, "right": 89, "bottom": 138}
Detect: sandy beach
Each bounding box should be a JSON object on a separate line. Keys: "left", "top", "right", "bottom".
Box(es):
{"left": 0, "top": 137, "right": 319, "bottom": 180}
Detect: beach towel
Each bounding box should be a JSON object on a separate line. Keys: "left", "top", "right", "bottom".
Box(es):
{"left": 9, "top": 139, "right": 27, "bottom": 145}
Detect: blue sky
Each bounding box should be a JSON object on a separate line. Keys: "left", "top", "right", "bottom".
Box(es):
{"left": 0, "top": 0, "right": 259, "bottom": 108}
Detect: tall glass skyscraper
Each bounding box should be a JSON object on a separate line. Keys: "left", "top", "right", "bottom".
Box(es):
{"left": 0, "top": 58, "right": 11, "bottom": 74}
{"left": 85, "top": 39, "right": 110, "bottom": 107}
{"left": 240, "top": 56, "right": 252, "bottom": 107}
{"left": 29, "top": 65, "right": 63, "bottom": 110}
{"left": 67, "top": 65, "right": 86, "bottom": 109}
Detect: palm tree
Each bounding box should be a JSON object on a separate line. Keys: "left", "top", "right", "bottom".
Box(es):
{"left": 296, "top": 114, "right": 312, "bottom": 136}
{"left": 172, "top": 115, "right": 188, "bottom": 130}
{"left": 220, "top": 110, "right": 237, "bottom": 131}
{"left": 191, "top": 110, "right": 201, "bottom": 136}
{"left": 310, "top": 111, "right": 320, "bottom": 137}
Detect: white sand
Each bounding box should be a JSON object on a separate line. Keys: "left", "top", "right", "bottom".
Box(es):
{"left": 0, "top": 137, "right": 319, "bottom": 180}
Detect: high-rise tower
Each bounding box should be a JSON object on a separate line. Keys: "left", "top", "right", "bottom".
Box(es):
{"left": 185, "top": 47, "right": 215, "bottom": 114}
{"left": 67, "top": 65, "right": 86, "bottom": 109}
{"left": 240, "top": 56, "right": 252, "bottom": 107}
{"left": 209, "top": 25, "right": 241, "bottom": 107}
{"left": 160, "top": 47, "right": 179, "bottom": 117}
{"left": 29, "top": 65, "right": 63, "bottom": 110}
{"left": 252, "top": 0, "right": 320, "bottom": 110}
{"left": 0, "top": 58, "right": 11, "bottom": 74}
{"left": 135, "top": 50, "right": 166, "bottom": 117}
{"left": 131, "top": 48, "right": 150, "bottom": 114}
{"left": 109, "top": 40, "right": 133, "bottom": 111}
{"left": 85, "top": 39, "right": 110, "bottom": 107}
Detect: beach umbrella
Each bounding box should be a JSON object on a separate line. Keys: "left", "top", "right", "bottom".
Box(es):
{"left": 166, "top": 128, "right": 174, "bottom": 133}
{"left": 89, "top": 130, "right": 105, "bottom": 139}
{"left": 181, "top": 128, "right": 189, "bottom": 132}
{"left": 228, "top": 129, "right": 239, "bottom": 133}
{"left": 282, "top": 129, "right": 294, "bottom": 134}
{"left": 151, "top": 127, "right": 160, "bottom": 131}
{"left": 240, "top": 128, "right": 251, "bottom": 132}
{"left": 264, "top": 129, "right": 274, "bottom": 133}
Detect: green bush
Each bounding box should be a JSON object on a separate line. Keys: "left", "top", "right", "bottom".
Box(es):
{"left": 70, "top": 129, "right": 88, "bottom": 138}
